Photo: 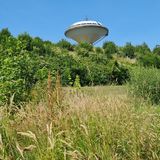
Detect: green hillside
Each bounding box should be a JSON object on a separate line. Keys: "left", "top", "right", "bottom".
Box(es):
{"left": 1, "top": 28, "right": 160, "bottom": 105}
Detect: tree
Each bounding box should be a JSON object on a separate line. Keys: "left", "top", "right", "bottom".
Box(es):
{"left": 95, "top": 47, "right": 103, "bottom": 54}
{"left": 0, "top": 28, "right": 135, "bottom": 105}
{"left": 111, "top": 61, "right": 130, "bottom": 85}
{"left": 18, "top": 33, "right": 33, "bottom": 51}
{"left": 153, "top": 45, "right": 160, "bottom": 55}
{"left": 0, "top": 52, "right": 38, "bottom": 105}
{"left": 57, "top": 39, "right": 74, "bottom": 51}
{"left": 0, "top": 28, "right": 11, "bottom": 42}
{"left": 0, "top": 28, "right": 12, "bottom": 50}
{"left": 103, "top": 41, "right": 117, "bottom": 58}
{"left": 79, "top": 42, "right": 93, "bottom": 51}
{"left": 135, "top": 42, "right": 151, "bottom": 55}
{"left": 122, "top": 42, "right": 135, "bottom": 58}
{"left": 138, "top": 53, "right": 160, "bottom": 68}
{"left": 75, "top": 42, "right": 93, "bottom": 57}
{"left": 32, "top": 37, "right": 46, "bottom": 56}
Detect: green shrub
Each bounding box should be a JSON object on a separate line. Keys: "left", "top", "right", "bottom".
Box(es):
{"left": 73, "top": 74, "right": 81, "bottom": 88}
{"left": 95, "top": 47, "right": 103, "bottom": 54}
{"left": 86, "top": 61, "right": 130, "bottom": 86}
{"left": 129, "top": 67, "right": 160, "bottom": 104}
{"left": 75, "top": 42, "right": 93, "bottom": 57}
{"left": 103, "top": 41, "right": 117, "bottom": 58}
{"left": 77, "top": 42, "right": 93, "bottom": 51}
{"left": 111, "top": 61, "right": 130, "bottom": 85}
{"left": 138, "top": 53, "right": 160, "bottom": 68}
{"left": 0, "top": 53, "right": 39, "bottom": 105}
{"left": 122, "top": 42, "right": 135, "bottom": 59}
{"left": 57, "top": 39, "right": 74, "bottom": 51}
{"left": 153, "top": 45, "right": 160, "bottom": 55}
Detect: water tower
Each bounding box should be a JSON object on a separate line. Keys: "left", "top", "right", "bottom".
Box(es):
{"left": 65, "top": 20, "right": 109, "bottom": 44}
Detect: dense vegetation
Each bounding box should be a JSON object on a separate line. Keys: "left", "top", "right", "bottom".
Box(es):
{"left": 1, "top": 28, "right": 160, "bottom": 105}
{"left": 1, "top": 28, "right": 160, "bottom": 159}
{"left": 129, "top": 67, "right": 160, "bottom": 104}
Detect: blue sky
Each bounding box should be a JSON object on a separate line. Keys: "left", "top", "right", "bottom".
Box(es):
{"left": 0, "top": 0, "right": 160, "bottom": 49}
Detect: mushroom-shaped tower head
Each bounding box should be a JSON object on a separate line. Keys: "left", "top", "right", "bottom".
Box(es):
{"left": 65, "top": 20, "right": 109, "bottom": 44}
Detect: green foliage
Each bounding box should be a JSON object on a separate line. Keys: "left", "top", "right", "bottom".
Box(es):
{"left": 0, "top": 28, "right": 11, "bottom": 43}
{"left": 129, "top": 67, "right": 160, "bottom": 104}
{"left": 32, "top": 37, "right": 46, "bottom": 56}
{"left": 1, "top": 28, "right": 156, "bottom": 105}
{"left": 87, "top": 62, "right": 111, "bottom": 85}
{"left": 85, "top": 60, "right": 130, "bottom": 86}
{"left": 135, "top": 42, "right": 151, "bottom": 56}
{"left": 111, "top": 61, "right": 130, "bottom": 85}
{"left": 0, "top": 53, "right": 38, "bottom": 105}
{"left": 138, "top": 53, "right": 160, "bottom": 68}
{"left": 77, "top": 42, "right": 93, "bottom": 51}
{"left": 57, "top": 39, "right": 74, "bottom": 51}
{"left": 103, "top": 41, "right": 117, "bottom": 58}
{"left": 74, "top": 42, "right": 93, "bottom": 57}
{"left": 95, "top": 47, "right": 103, "bottom": 54}
{"left": 73, "top": 75, "right": 81, "bottom": 88}
{"left": 76, "top": 46, "right": 90, "bottom": 57}
{"left": 88, "top": 52, "right": 108, "bottom": 64}
{"left": 153, "top": 45, "right": 160, "bottom": 55}
{"left": 123, "top": 42, "right": 135, "bottom": 58}
{"left": 18, "top": 33, "right": 33, "bottom": 51}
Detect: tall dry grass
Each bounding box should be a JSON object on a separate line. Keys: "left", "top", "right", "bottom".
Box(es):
{"left": 0, "top": 85, "right": 160, "bottom": 159}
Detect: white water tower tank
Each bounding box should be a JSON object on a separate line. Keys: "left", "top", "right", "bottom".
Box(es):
{"left": 65, "top": 20, "right": 109, "bottom": 44}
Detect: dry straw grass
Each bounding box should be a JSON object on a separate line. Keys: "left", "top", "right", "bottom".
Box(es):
{"left": 0, "top": 82, "right": 160, "bottom": 159}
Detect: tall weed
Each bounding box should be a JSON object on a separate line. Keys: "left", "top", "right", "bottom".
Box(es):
{"left": 129, "top": 67, "right": 160, "bottom": 104}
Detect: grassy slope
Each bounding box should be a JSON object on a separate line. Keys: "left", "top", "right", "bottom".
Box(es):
{"left": 0, "top": 86, "right": 160, "bottom": 160}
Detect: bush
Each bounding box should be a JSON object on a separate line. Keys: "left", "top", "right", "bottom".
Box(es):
{"left": 95, "top": 47, "right": 103, "bottom": 54}
{"left": 57, "top": 39, "right": 74, "bottom": 51}
{"left": 86, "top": 61, "right": 130, "bottom": 86}
{"left": 103, "top": 41, "right": 117, "bottom": 58}
{"left": 74, "top": 43, "right": 94, "bottom": 57}
{"left": 79, "top": 42, "right": 93, "bottom": 51}
{"left": 122, "top": 42, "right": 135, "bottom": 59}
{"left": 153, "top": 45, "right": 160, "bottom": 55}
{"left": 129, "top": 67, "right": 160, "bottom": 104}
{"left": 138, "top": 53, "right": 160, "bottom": 68}
{"left": 110, "top": 61, "right": 130, "bottom": 85}
{"left": 0, "top": 53, "right": 38, "bottom": 105}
